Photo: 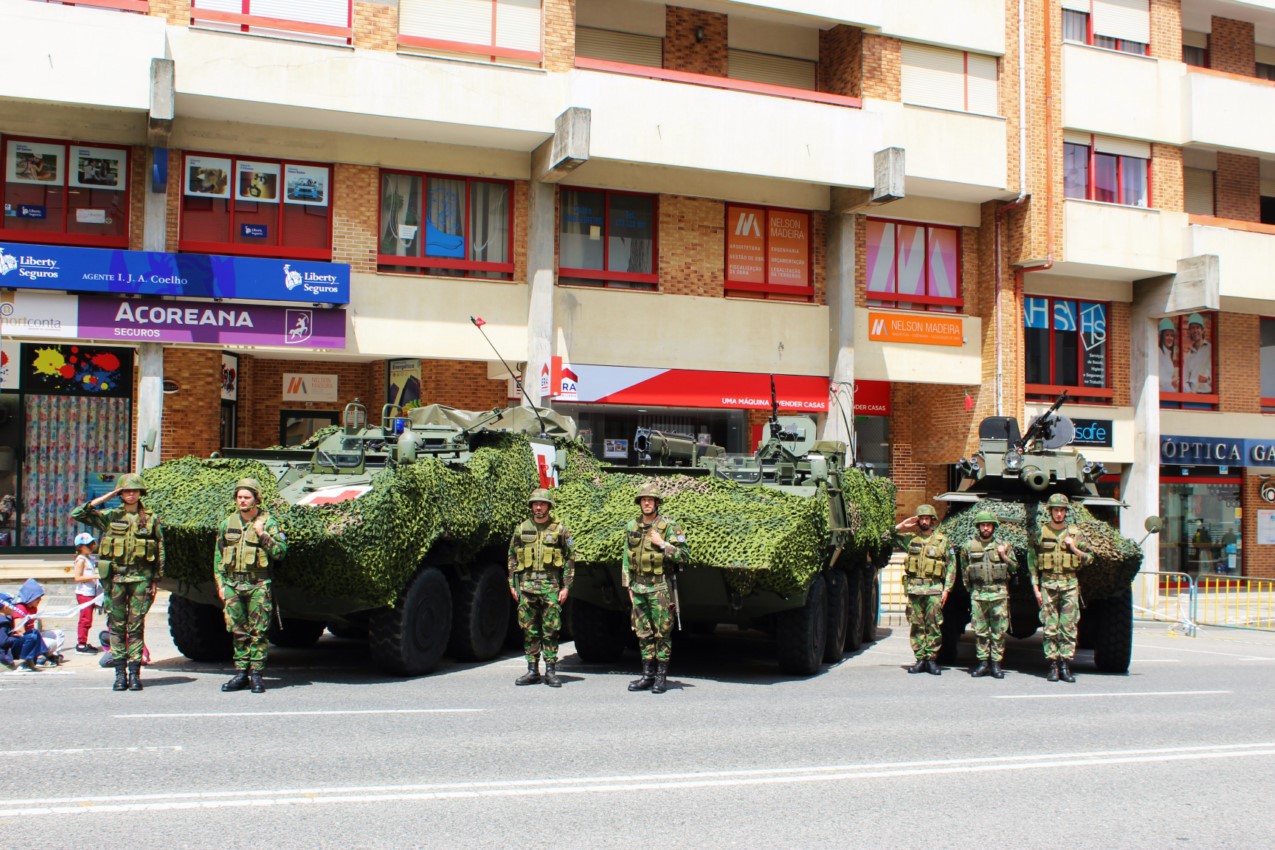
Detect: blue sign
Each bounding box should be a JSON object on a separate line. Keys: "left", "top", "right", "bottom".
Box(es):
{"left": 1161, "top": 435, "right": 1275, "bottom": 466}
{"left": 18, "top": 205, "right": 47, "bottom": 220}
{"left": 1071, "top": 418, "right": 1113, "bottom": 448}
{"left": 0, "top": 241, "right": 349, "bottom": 305}
{"left": 240, "top": 223, "right": 268, "bottom": 239}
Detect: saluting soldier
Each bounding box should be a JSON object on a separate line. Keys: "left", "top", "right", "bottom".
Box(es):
{"left": 215, "top": 478, "right": 287, "bottom": 694}
{"left": 507, "top": 488, "right": 575, "bottom": 688}
{"left": 959, "top": 510, "right": 1018, "bottom": 679}
{"left": 623, "top": 481, "right": 688, "bottom": 694}
{"left": 71, "top": 473, "right": 164, "bottom": 693}
{"left": 894, "top": 504, "right": 955, "bottom": 675}
{"left": 1029, "top": 493, "right": 1093, "bottom": 683}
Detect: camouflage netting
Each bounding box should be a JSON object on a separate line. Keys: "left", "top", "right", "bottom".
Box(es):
{"left": 939, "top": 499, "right": 1143, "bottom": 600}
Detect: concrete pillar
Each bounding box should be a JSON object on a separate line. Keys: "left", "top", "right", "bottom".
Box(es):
{"left": 822, "top": 212, "right": 856, "bottom": 455}
{"left": 1122, "top": 302, "right": 1160, "bottom": 571}
{"left": 525, "top": 179, "right": 555, "bottom": 408}
{"left": 137, "top": 343, "right": 163, "bottom": 469}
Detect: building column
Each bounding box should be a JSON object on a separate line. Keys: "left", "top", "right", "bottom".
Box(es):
{"left": 1123, "top": 302, "right": 1160, "bottom": 570}
{"left": 822, "top": 212, "right": 856, "bottom": 453}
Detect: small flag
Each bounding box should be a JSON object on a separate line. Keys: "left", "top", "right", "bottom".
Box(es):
{"left": 964, "top": 390, "right": 974, "bottom": 411}
{"left": 471, "top": 316, "right": 486, "bottom": 328}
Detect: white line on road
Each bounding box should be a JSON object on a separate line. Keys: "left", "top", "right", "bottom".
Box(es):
{"left": 4, "top": 741, "right": 1272, "bottom": 818}
{"left": 994, "top": 689, "right": 1231, "bottom": 700}
{"left": 112, "top": 708, "right": 486, "bottom": 719}
{"left": 4, "top": 746, "right": 181, "bottom": 756}
{"left": 1133, "top": 643, "right": 1275, "bottom": 660}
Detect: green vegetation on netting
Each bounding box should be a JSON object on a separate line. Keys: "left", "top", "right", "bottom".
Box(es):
{"left": 939, "top": 499, "right": 1143, "bottom": 600}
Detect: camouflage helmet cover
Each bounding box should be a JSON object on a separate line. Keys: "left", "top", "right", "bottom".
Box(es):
{"left": 1046, "top": 493, "right": 1070, "bottom": 508}
{"left": 974, "top": 510, "right": 998, "bottom": 526}
{"left": 117, "top": 473, "right": 147, "bottom": 495}
{"left": 234, "top": 478, "right": 263, "bottom": 503}
{"left": 528, "top": 487, "right": 555, "bottom": 508}
{"left": 634, "top": 481, "right": 664, "bottom": 505}
{"left": 915, "top": 504, "right": 938, "bottom": 518}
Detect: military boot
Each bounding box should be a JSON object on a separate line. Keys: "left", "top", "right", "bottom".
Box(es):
{"left": 907, "top": 659, "right": 928, "bottom": 674}
{"left": 112, "top": 663, "right": 128, "bottom": 692}
{"left": 250, "top": 670, "right": 266, "bottom": 694}
{"left": 515, "top": 661, "right": 541, "bottom": 686}
{"left": 543, "top": 662, "right": 562, "bottom": 688}
{"left": 651, "top": 661, "right": 669, "bottom": 694}
{"left": 989, "top": 660, "right": 1005, "bottom": 679}
{"left": 970, "top": 660, "right": 990, "bottom": 678}
{"left": 1047, "top": 661, "right": 1061, "bottom": 682}
{"left": 926, "top": 659, "right": 942, "bottom": 676}
{"left": 1058, "top": 660, "right": 1075, "bottom": 683}
{"left": 127, "top": 662, "right": 143, "bottom": 691}
{"left": 628, "top": 660, "right": 655, "bottom": 691}
{"left": 221, "top": 670, "right": 250, "bottom": 692}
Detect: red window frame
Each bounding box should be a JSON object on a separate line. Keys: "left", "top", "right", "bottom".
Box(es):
{"left": 190, "top": 1, "right": 354, "bottom": 44}
{"left": 1062, "top": 8, "right": 1149, "bottom": 55}
{"left": 723, "top": 205, "right": 814, "bottom": 301}
{"left": 1063, "top": 139, "right": 1151, "bottom": 208}
{"left": 177, "top": 151, "right": 333, "bottom": 260}
{"left": 375, "top": 169, "right": 515, "bottom": 279}
{"left": 1159, "top": 312, "right": 1219, "bottom": 410}
{"left": 1024, "top": 295, "right": 1114, "bottom": 403}
{"left": 558, "top": 188, "right": 659, "bottom": 289}
{"left": 0, "top": 135, "right": 132, "bottom": 248}
{"left": 45, "top": 0, "right": 149, "bottom": 10}
{"left": 864, "top": 217, "right": 963, "bottom": 313}
{"left": 397, "top": 0, "right": 543, "bottom": 65}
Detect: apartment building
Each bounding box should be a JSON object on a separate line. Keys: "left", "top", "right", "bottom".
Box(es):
{"left": 0, "top": 0, "right": 1269, "bottom": 578}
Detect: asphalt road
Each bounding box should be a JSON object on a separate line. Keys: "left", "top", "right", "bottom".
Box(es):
{"left": 3, "top": 596, "right": 1273, "bottom": 849}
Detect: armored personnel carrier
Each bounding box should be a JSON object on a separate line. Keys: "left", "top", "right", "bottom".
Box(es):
{"left": 147, "top": 401, "right": 574, "bottom": 676}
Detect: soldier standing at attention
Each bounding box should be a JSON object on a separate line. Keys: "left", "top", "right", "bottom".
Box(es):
{"left": 959, "top": 510, "right": 1018, "bottom": 679}
{"left": 624, "top": 481, "right": 689, "bottom": 695}
{"left": 215, "top": 478, "right": 286, "bottom": 694}
{"left": 894, "top": 504, "right": 954, "bottom": 675}
{"left": 507, "top": 488, "right": 574, "bottom": 688}
{"left": 71, "top": 473, "right": 164, "bottom": 692}
{"left": 1029, "top": 493, "right": 1093, "bottom": 683}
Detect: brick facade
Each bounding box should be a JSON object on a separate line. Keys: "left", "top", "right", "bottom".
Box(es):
{"left": 1148, "top": 0, "right": 1183, "bottom": 62}
{"left": 543, "top": 0, "right": 577, "bottom": 73}
{"left": 354, "top": 1, "right": 397, "bottom": 52}
{"left": 419, "top": 360, "right": 511, "bottom": 410}
{"left": 860, "top": 35, "right": 901, "bottom": 101}
{"left": 235, "top": 357, "right": 383, "bottom": 449}
{"left": 1210, "top": 16, "right": 1256, "bottom": 76}
{"left": 1218, "top": 313, "right": 1261, "bottom": 414}
{"left": 664, "top": 7, "right": 728, "bottom": 77}
{"left": 1243, "top": 473, "right": 1274, "bottom": 579}
{"left": 1215, "top": 153, "right": 1261, "bottom": 222}
{"left": 818, "top": 26, "right": 861, "bottom": 97}
{"left": 1151, "top": 144, "right": 1184, "bottom": 212}
{"left": 159, "top": 348, "right": 223, "bottom": 461}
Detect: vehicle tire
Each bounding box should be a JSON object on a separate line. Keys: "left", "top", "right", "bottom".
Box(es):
{"left": 268, "top": 616, "right": 328, "bottom": 649}
{"left": 571, "top": 598, "right": 628, "bottom": 663}
{"left": 844, "top": 569, "right": 865, "bottom": 652}
{"left": 369, "top": 567, "right": 453, "bottom": 676}
{"left": 861, "top": 570, "right": 880, "bottom": 645}
{"left": 777, "top": 574, "right": 827, "bottom": 676}
{"left": 1090, "top": 589, "right": 1133, "bottom": 674}
{"left": 823, "top": 570, "right": 849, "bottom": 662}
{"left": 327, "top": 622, "right": 368, "bottom": 641}
{"left": 168, "top": 594, "right": 232, "bottom": 662}
{"left": 447, "top": 563, "right": 510, "bottom": 662}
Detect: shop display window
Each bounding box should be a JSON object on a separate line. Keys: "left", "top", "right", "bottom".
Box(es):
{"left": 378, "top": 171, "right": 513, "bottom": 280}
{"left": 1024, "top": 296, "right": 1112, "bottom": 402}
{"left": 865, "top": 218, "right": 962, "bottom": 313}
{"left": 1, "top": 136, "right": 130, "bottom": 247}
{"left": 1261, "top": 317, "right": 1275, "bottom": 413}
{"left": 1159, "top": 474, "right": 1243, "bottom": 577}
{"left": 724, "top": 205, "right": 813, "bottom": 301}
{"left": 559, "top": 189, "right": 657, "bottom": 290}
{"left": 1159, "top": 312, "right": 1218, "bottom": 410}
{"left": 178, "top": 152, "right": 331, "bottom": 259}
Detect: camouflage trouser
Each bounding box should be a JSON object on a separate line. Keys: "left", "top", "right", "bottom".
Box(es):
{"left": 224, "top": 580, "right": 272, "bottom": 671}
{"left": 1040, "top": 579, "right": 1080, "bottom": 661}
{"left": 106, "top": 578, "right": 154, "bottom": 662}
{"left": 906, "top": 590, "right": 944, "bottom": 661}
{"left": 516, "top": 590, "right": 562, "bottom": 664}
{"left": 970, "top": 590, "right": 1009, "bottom": 661}
{"left": 631, "top": 586, "right": 673, "bottom": 662}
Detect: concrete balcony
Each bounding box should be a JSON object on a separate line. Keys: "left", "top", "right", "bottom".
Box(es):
{"left": 1183, "top": 217, "right": 1275, "bottom": 312}
{"left": 1062, "top": 43, "right": 1183, "bottom": 144}
{"left": 1061, "top": 200, "right": 1185, "bottom": 279}
{"left": 1184, "top": 69, "right": 1275, "bottom": 157}
{"left": 875, "top": 102, "right": 1009, "bottom": 202}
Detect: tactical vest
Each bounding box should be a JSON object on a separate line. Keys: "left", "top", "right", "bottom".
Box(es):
{"left": 904, "top": 532, "right": 949, "bottom": 581}
{"left": 627, "top": 518, "right": 672, "bottom": 576}
{"left": 221, "top": 512, "right": 273, "bottom": 580}
{"left": 964, "top": 537, "right": 1011, "bottom": 585}
{"left": 1037, "top": 523, "right": 1084, "bottom": 576}
{"left": 513, "top": 520, "right": 567, "bottom": 580}
{"left": 99, "top": 509, "right": 159, "bottom": 577}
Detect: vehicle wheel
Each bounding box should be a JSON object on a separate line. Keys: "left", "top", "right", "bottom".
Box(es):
{"left": 327, "top": 622, "right": 368, "bottom": 641}
{"left": 1090, "top": 589, "right": 1133, "bottom": 674}
{"left": 823, "top": 570, "right": 849, "bottom": 662}
{"left": 861, "top": 570, "right": 880, "bottom": 645}
{"left": 447, "top": 563, "right": 510, "bottom": 662}
{"left": 168, "top": 594, "right": 232, "bottom": 662}
{"left": 571, "top": 598, "right": 628, "bottom": 663}
{"left": 844, "top": 569, "right": 865, "bottom": 652}
{"left": 369, "top": 567, "right": 453, "bottom": 676}
{"left": 777, "top": 574, "right": 827, "bottom": 676}
{"left": 268, "top": 616, "right": 328, "bottom": 649}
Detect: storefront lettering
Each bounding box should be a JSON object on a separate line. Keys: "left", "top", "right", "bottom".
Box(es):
{"left": 1251, "top": 443, "right": 1275, "bottom": 464}
{"left": 112, "top": 303, "right": 255, "bottom": 328}
{"left": 1160, "top": 438, "right": 1242, "bottom": 463}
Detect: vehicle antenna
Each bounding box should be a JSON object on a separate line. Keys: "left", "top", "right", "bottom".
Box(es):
{"left": 469, "top": 316, "right": 549, "bottom": 437}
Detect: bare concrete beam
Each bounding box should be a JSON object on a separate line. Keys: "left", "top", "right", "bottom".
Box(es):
{"left": 1134, "top": 255, "right": 1220, "bottom": 318}
{"left": 148, "top": 58, "right": 174, "bottom": 147}
{"left": 532, "top": 107, "right": 590, "bottom": 184}
{"left": 830, "top": 147, "right": 905, "bottom": 213}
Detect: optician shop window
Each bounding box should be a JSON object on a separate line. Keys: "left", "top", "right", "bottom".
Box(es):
{"left": 178, "top": 153, "right": 331, "bottom": 259}
{"left": 1064, "top": 134, "right": 1149, "bottom": 208}
{"left": 559, "top": 189, "right": 657, "bottom": 290}
{"left": 1158, "top": 312, "right": 1218, "bottom": 410}
{"left": 1, "top": 136, "right": 130, "bottom": 247}
{"left": 1024, "top": 296, "right": 1111, "bottom": 403}
{"left": 724, "top": 205, "right": 813, "bottom": 301}
{"left": 378, "top": 171, "right": 513, "bottom": 280}
{"left": 865, "top": 218, "right": 961, "bottom": 313}
{"left": 1261, "top": 317, "right": 1275, "bottom": 413}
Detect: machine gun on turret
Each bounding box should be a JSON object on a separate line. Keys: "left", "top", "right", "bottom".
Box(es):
{"left": 1017, "top": 390, "right": 1070, "bottom": 453}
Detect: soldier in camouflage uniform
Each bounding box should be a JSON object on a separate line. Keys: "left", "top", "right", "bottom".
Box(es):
{"left": 894, "top": 504, "right": 954, "bottom": 675}
{"left": 507, "top": 488, "right": 575, "bottom": 687}
{"left": 214, "top": 478, "right": 287, "bottom": 694}
{"left": 71, "top": 473, "right": 164, "bottom": 692}
{"left": 1028, "top": 493, "right": 1093, "bottom": 683}
{"left": 623, "top": 481, "right": 689, "bottom": 694}
{"left": 959, "top": 510, "right": 1018, "bottom": 679}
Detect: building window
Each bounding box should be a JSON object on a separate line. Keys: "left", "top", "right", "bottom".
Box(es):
{"left": 1063, "top": 138, "right": 1149, "bottom": 207}
{"left": 378, "top": 172, "right": 513, "bottom": 280}
{"left": 724, "top": 205, "right": 813, "bottom": 300}
{"left": 398, "top": 0, "right": 543, "bottom": 66}
{"left": 728, "top": 49, "right": 817, "bottom": 91}
{"left": 1258, "top": 62, "right": 1275, "bottom": 81}
{"left": 1062, "top": 9, "right": 1089, "bottom": 43}
{"left": 178, "top": 153, "right": 332, "bottom": 259}
{"left": 1261, "top": 317, "right": 1275, "bottom": 412}
{"left": 900, "top": 43, "right": 998, "bottom": 115}
{"left": 559, "top": 188, "right": 657, "bottom": 290}
{"left": 865, "top": 218, "right": 961, "bottom": 313}
{"left": 575, "top": 27, "right": 662, "bottom": 67}
{"left": 1182, "top": 31, "right": 1209, "bottom": 67}
{"left": 190, "top": 0, "right": 353, "bottom": 46}
{"left": 1159, "top": 312, "right": 1218, "bottom": 409}
{"left": 1, "top": 136, "right": 131, "bottom": 247}
{"left": 1159, "top": 474, "right": 1243, "bottom": 577}
{"left": 1062, "top": 1, "right": 1149, "bottom": 55}
{"left": 1184, "top": 167, "right": 1215, "bottom": 216}
{"left": 1024, "top": 297, "right": 1111, "bottom": 402}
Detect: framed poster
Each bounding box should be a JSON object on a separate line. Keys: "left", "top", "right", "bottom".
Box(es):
{"left": 185, "top": 155, "right": 232, "bottom": 198}
{"left": 235, "top": 160, "right": 281, "bottom": 203}
{"left": 20, "top": 343, "right": 133, "bottom": 397}
{"left": 284, "top": 164, "right": 329, "bottom": 207}
{"left": 221, "top": 352, "right": 238, "bottom": 402}
{"left": 387, "top": 358, "right": 421, "bottom": 408}
{"left": 603, "top": 438, "right": 629, "bottom": 459}
{"left": 69, "top": 146, "right": 127, "bottom": 190}
{"left": 6, "top": 140, "right": 64, "bottom": 186}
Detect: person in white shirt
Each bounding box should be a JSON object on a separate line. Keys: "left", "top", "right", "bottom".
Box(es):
{"left": 1158, "top": 318, "right": 1179, "bottom": 393}
{"left": 1183, "top": 312, "right": 1213, "bottom": 394}
{"left": 72, "top": 532, "right": 102, "bottom": 653}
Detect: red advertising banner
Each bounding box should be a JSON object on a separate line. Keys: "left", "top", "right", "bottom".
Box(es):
{"left": 853, "top": 379, "right": 891, "bottom": 415}
{"left": 767, "top": 210, "right": 809, "bottom": 287}
{"left": 562, "top": 364, "right": 829, "bottom": 412}
{"left": 726, "top": 205, "right": 765, "bottom": 283}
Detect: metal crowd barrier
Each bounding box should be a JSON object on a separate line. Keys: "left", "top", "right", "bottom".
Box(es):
{"left": 1194, "top": 575, "right": 1275, "bottom": 632}
{"left": 1132, "top": 571, "right": 1197, "bottom": 636}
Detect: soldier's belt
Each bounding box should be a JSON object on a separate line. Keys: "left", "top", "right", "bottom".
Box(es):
{"left": 229, "top": 571, "right": 270, "bottom": 581}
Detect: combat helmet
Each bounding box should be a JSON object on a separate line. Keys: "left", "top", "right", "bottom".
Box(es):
{"left": 915, "top": 504, "right": 938, "bottom": 518}
{"left": 234, "top": 478, "right": 263, "bottom": 503}
{"left": 528, "top": 487, "right": 555, "bottom": 508}
{"left": 634, "top": 481, "right": 664, "bottom": 505}
{"left": 117, "top": 473, "right": 147, "bottom": 495}
{"left": 974, "top": 510, "right": 998, "bottom": 526}
{"left": 1046, "top": 493, "right": 1070, "bottom": 509}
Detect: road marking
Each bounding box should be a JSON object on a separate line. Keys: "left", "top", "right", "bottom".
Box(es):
{"left": 112, "top": 708, "right": 486, "bottom": 719}
{"left": 4, "top": 746, "right": 181, "bottom": 757}
{"left": 3, "top": 742, "right": 1272, "bottom": 818}
{"left": 1134, "top": 643, "right": 1275, "bottom": 660}
{"left": 1131, "top": 659, "right": 1180, "bottom": 663}
{"left": 994, "top": 689, "right": 1230, "bottom": 700}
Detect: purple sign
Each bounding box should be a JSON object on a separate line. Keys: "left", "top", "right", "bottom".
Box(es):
{"left": 77, "top": 295, "right": 346, "bottom": 350}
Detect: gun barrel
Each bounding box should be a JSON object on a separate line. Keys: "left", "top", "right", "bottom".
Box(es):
{"left": 634, "top": 428, "right": 698, "bottom": 464}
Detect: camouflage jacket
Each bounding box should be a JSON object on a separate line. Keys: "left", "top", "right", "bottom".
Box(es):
{"left": 214, "top": 510, "right": 287, "bottom": 591}
{"left": 507, "top": 517, "right": 575, "bottom": 594}
{"left": 898, "top": 530, "right": 956, "bottom": 595}
{"left": 959, "top": 535, "right": 1018, "bottom": 599}
{"left": 71, "top": 501, "right": 165, "bottom": 583}
{"left": 1027, "top": 522, "right": 1092, "bottom": 585}
{"left": 622, "top": 514, "right": 689, "bottom": 591}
